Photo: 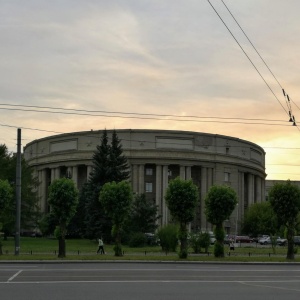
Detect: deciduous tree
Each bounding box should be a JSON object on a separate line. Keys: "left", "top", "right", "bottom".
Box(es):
{"left": 99, "top": 181, "right": 133, "bottom": 256}
{"left": 48, "top": 178, "right": 79, "bottom": 258}
{"left": 242, "top": 202, "right": 278, "bottom": 237}
{"left": 165, "top": 177, "right": 199, "bottom": 258}
{"left": 0, "top": 179, "right": 13, "bottom": 254}
{"left": 205, "top": 185, "right": 237, "bottom": 257}
{"left": 269, "top": 180, "right": 300, "bottom": 260}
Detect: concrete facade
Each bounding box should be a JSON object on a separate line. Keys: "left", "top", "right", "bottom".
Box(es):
{"left": 23, "top": 129, "right": 266, "bottom": 234}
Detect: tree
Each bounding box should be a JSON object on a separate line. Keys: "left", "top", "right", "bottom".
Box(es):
{"left": 126, "top": 193, "right": 160, "bottom": 234}
{"left": 205, "top": 185, "right": 238, "bottom": 257}
{"left": 0, "top": 179, "right": 13, "bottom": 254}
{"left": 0, "top": 144, "right": 40, "bottom": 237}
{"left": 109, "top": 130, "right": 130, "bottom": 182}
{"left": 242, "top": 202, "right": 278, "bottom": 237}
{"left": 79, "top": 129, "right": 129, "bottom": 240}
{"left": 48, "top": 178, "right": 79, "bottom": 258}
{"left": 165, "top": 177, "right": 199, "bottom": 258}
{"left": 269, "top": 180, "right": 300, "bottom": 260}
{"left": 99, "top": 181, "right": 133, "bottom": 256}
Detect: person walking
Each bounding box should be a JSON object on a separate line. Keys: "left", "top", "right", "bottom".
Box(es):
{"left": 97, "top": 237, "right": 105, "bottom": 254}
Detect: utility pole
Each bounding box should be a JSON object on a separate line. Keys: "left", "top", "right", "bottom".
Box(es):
{"left": 15, "top": 128, "right": 21, "bottom": 255}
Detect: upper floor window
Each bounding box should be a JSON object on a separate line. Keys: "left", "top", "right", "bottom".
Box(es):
{"left": 224, "top": 172, "right": 230, "bottom": 182}
{"left": 146, "top": 168, "right": 153, "bottom": 176}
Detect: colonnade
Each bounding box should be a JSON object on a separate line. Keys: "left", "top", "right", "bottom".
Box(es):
{"left": 36, "top": 162, "right": 265, "bottom": 234}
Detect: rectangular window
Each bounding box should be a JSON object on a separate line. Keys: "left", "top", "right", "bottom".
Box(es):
{"left": 224, "top": 172, "right": 230, "bottom": 182}
{"left": 145, "top": 168, "right": 153, "bottom": 176}
{"left": 145, "top": 182, "right": 153, "bottom": 193}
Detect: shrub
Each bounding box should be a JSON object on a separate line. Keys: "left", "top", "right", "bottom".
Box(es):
{"left": 190, "top": 234, "right": 201, "bottom": 254}
{"left": 128, "top": 232, "right": 147, "bottom": 247}
{"left": 199, "top": 232, "right": 211, "bottom": 252}
{"left": 157, "top": 224, "right": 178, "bottom": 252}
{"left": 190, "top": 232, "right": 210, "bottom": 253}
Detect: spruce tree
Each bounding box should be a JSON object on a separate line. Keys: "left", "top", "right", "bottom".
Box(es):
{"left": 79, "top": 129, "right": 130, "bottom": 240}
{"left": 109, "top": 130, "right": 130, "bottom": 182}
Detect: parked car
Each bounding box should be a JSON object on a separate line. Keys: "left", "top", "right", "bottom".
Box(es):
{"left": 235, "top": 235, "right": 253, "bottom": 243}
{"left": 258, "top": 236, "right": 271, "bottom": 245}
{"left": 259, "top": 236, "right": 287, "bottom": 246}
{"left": 253, "top": 235, "right": 269, "bottom": 243}
{"left": 209, "top": 232, "right": 216, "bottom": 245}
{"left": 276, "top": 237, "right": 287, "bottom": 246}
{"left": 294, "top": 236, "right": 300, "bottom": 246}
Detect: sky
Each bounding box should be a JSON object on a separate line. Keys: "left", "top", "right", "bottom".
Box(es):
{"left": 1, "top": 0, "right": 300, "bottom": 181}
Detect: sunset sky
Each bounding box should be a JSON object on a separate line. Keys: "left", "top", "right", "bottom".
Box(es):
{"left": 1, "top": 0, "right": 300, "bottom": 180}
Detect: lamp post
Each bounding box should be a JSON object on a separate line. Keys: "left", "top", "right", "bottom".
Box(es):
{"left": 235, "top": 203, "right": 239, "bottom": 243}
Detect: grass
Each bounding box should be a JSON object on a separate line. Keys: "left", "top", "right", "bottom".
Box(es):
{"left": 0, "top": 237, "right": 299, "bottom": 262}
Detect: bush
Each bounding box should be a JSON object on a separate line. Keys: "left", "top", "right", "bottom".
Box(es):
{"left": 128, "top": 232, "right": 147, "bottom": 247}
{"left": 199, "top": 232, "right": 211, "bottom": 252}
{"left": 190, "top": 232, "right": 210, "bottom": 253}
{"left": 157, "top": 224, "right": 178, "bottom": 252}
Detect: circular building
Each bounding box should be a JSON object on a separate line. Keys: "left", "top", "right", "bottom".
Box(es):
{"left": 24, "top": 129, "right": 266, "bottom": 234}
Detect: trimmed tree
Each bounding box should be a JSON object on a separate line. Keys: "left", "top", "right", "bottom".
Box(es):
{"left": 269, "top": 180, "right": 300, "bottom": 260}
{"left": 99, "top": 181, "right": 133, "bottom": 256}
{"left": 165, "top": 177, "right": 199, "bottom": 258}
{"left": 0, "top": 179, "right": 13, "bottom": 254}
{"left": 205, "top": 185, "right": 238, "bottom": 257}
{"left": 48, "top": 178, "right": 79, "bottom": 258}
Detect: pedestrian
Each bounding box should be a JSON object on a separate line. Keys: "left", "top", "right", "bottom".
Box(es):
{"left": 230, "top": 241, "right": 235, "bottom": 251}
{"left": 97, "top": 237, "right": 105, "bottom": 254}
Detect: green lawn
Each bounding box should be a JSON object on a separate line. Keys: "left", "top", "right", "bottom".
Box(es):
{"left": 0, "top": 237, "right": 299, "bottom": 262}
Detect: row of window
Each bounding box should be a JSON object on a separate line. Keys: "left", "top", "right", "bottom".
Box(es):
{"left": 144, "top": 169, "right": 231, "bottom": 193}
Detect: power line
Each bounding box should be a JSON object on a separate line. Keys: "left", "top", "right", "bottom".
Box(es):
{"left": 0, "top": 105, "right": 291, "bottom": 126}
{"left": 206, "top": 0, "right": 290, "bottom": 121}
{"left": 0, "top": 103, "right": 288, "bottom": 122}
{"left": 221, "top": 0, "right": 298, "bottom": 126}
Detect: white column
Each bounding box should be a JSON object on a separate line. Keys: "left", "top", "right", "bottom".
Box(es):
{"left": 138, "top": 164, "right": 145, "bottom": 194}
{"left": 201, "top": 167, "right": 207, "bottom": 231}
{"left": 72, "top": 166, "right": 78, "bottom": 187}
{"left": 256, "top": 176, "right": 262, "bottom": 203}
{"left": 180, "top": 166, "right": 185, "bottom": 180}
{"left": 87, "top": 165, "right": 93, "bottom": 181}
{"left": 186, "top": 166, "right": 192, "bottom": 180}
{"left": 156, "top": 165, "right": 162, "bottom": 227}
{"left": 248, "top": 174, "right": 254, "bottom": 206}
{"left": 55, "top": 167, "right": 60, "bottom": 179}
{"left": 51, "top": 168, "right": 56, "bottom": 182}
{"left": 132, "top": 164, "right": 139, "bottom": 193}
{"left": 162, "top": 165, "right": 169, "bottom": 225}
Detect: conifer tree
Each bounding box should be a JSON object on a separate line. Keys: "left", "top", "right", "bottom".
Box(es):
{"left": 77, "top": 130, "right": 130, "bottom": 240}
{"left": 109, "top": 129, "right": 129, "bottom": 182}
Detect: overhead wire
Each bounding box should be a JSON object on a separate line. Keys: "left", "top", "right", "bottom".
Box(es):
{"left": 220, "top": 0, "right": 298, "bottom": 128}
{"left": 207, "top": 0, "right": 296, "bottom": 126}
{"left": 0, "top": 105, "right": 290, "bottom": 126}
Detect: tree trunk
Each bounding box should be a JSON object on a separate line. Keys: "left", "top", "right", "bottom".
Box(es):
{"left": 58, "top": 223, "right": 66, "bottom": 258}
{"left": 179, "top": 223, "right": 188, "bottom": 258}
{"left": 214, "top": 223, "right": 225, "bottom": 258}
{"left": 114, "top": 224, "right": 123, "bottom": 256}
{"left": 286, "top": 226, "right": 295, "bottom": 260}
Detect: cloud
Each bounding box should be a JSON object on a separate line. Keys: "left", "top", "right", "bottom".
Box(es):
{"left": 1, "top": 0, "right": 300, "bottom": 180}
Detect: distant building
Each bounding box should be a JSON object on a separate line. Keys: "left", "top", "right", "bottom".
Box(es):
{"left": 265, "top": 180, "right": 300, "bottom": 200}
{"left": 24, "top": 129, "right": 266, "bottom": 234}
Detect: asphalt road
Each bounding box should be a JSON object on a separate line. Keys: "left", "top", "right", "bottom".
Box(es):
{"left": 1, "top": 262, "right": 300, "bottom": 300}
